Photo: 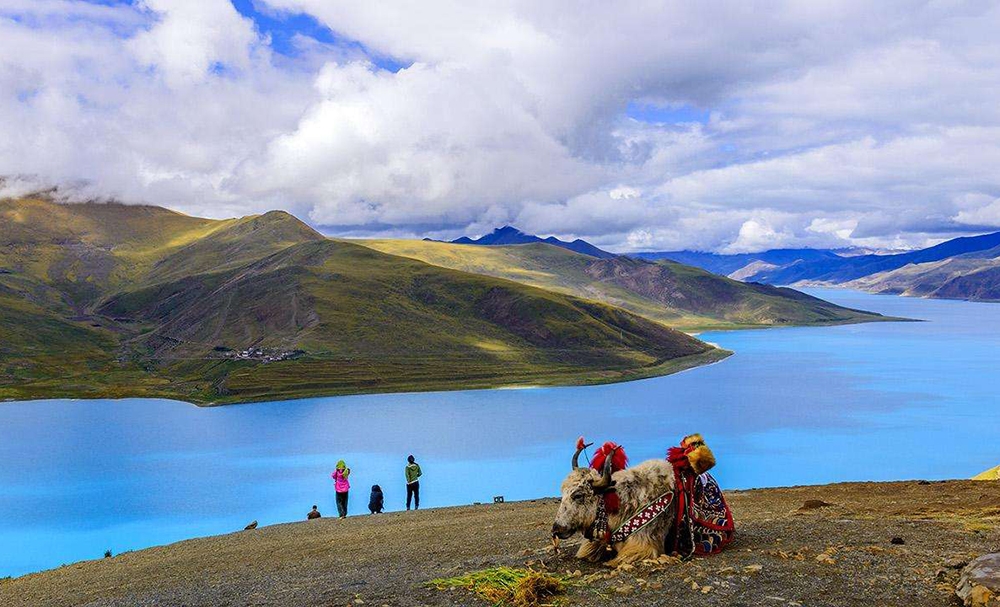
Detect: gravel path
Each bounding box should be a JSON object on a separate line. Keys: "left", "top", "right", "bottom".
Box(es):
{"left": 2, "top": 480, "right": 998, "bottom": 607}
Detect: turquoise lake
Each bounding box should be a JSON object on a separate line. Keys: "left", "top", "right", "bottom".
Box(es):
{"left": 1, "top": 288, "right": 998, "bottom": 577}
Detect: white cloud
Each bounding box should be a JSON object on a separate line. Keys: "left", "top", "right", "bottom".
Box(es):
{"left": 129, "top": 0, "right": 261, "bottom": 86}
{"left": 954, "top": 196, "right": 1000, "bottom": 227}
{"left": 2, "top": 1, "right": 1000, "bottom": 251}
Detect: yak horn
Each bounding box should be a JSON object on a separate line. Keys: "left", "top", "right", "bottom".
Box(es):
{"left": 592, "top": 446, "right": 619, "bottom": 491}
{"left": 571, "top": 442, "right": 593, "bottom": 469}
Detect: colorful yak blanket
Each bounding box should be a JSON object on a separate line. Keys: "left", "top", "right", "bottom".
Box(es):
{"left": 666, "top": 472, "right": 734, "bottom": 556}
{"left": 666, "top": 438, "right": 735, "bottom": 556}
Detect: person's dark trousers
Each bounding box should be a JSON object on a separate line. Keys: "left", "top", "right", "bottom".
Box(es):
{"left": 336, "top": 491, "right": 349, "bottom": 518}
{"left": 406, "top": 481, "right": 419, "bottom": 510}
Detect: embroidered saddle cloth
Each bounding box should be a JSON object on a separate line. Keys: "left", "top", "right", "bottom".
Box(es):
{"left": 667, "top": 471, "right": 734, "bottom": 556}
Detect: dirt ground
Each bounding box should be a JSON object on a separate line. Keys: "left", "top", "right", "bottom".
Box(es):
{"left": 2, "top": 480, "right": 998, "bottom": 607}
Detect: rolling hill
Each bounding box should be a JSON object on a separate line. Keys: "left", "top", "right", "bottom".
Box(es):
{"left": 0, "top": 196, "right": 721, "bottom": 404}
{"left": 355, "top": 239, "right": 889, "bottom": 330}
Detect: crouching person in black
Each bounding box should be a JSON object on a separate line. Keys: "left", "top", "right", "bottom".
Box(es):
{"left": 368, "top": 484, "right": 384, "bottom": 514}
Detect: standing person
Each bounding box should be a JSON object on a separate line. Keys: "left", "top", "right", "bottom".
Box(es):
{"left": 331, "top": 460, "right": 351, "bottom": 518}
{"left": 405, "top": 455, "right": 422, "bottom": 510}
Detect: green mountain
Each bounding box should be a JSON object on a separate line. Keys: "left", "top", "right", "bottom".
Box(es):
{"left": 0, "top": 196, "right": 720, "bottom": 404}
{"left": 358, "top": 239, "right": 888, "bottom": 330}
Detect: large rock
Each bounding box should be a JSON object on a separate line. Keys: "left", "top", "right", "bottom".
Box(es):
{"left": 957, "top": 553, "right": 1000, "bottom": 606}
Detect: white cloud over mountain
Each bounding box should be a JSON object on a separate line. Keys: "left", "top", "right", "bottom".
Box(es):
{"left": 2, "top": 0, "right": 1000, "bottom": 251}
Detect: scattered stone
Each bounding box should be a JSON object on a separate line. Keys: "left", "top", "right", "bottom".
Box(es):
{"left": 614, "top": 585, "right": 634, "bottom": 596}
{"left": 947, "top": 558, "right": 971, "bottom": 570}
{"left": 617, "top": 563, "right": 634, "bottom": 572}
{"left": 890, "top": 537, "right": 905, "bottom": 545}
{"left": 798, "top": 499, "right": 833, "bottom": 511}
{"left": 769, "top": 549, "right": 807, "bottom": 561}
{"left": 744, "top": 564, "right": 763, "bottom": 574}
{"left": 648, "top": 581, "right": 664, "bottom": 590}
{"left": 815, "top": 553, "right": 836, "bottom": 565}
{"left": 243, "top": 520, "right": 258, "bottom": 531}
{"left": 918, "top": 480, "right": 931, "bottom": 485}
{"left": 957, "top": 553, "right": 1000, "bottom": 607}
{"left": 701, "top": 585, "right": 714, "bottom": 594}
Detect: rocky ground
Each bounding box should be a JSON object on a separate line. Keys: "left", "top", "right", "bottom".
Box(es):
{"left": 2, "top": 480, "right": 998, "bottom": 607}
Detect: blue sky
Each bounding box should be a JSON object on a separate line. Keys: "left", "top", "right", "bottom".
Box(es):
{"left": 2, "top": 1, "right": 1000, "bottom": 252}
{"left": 228, "top": 0, "right": 408, "bottom": 72}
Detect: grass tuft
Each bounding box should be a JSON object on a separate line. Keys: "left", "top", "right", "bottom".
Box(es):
{"left": 428, "top": 566, "right": 568, "bottom": 607}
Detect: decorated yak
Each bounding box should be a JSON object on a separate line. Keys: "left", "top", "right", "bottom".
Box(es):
{"left": 551, "top": 434, "right": 733, "bottom": 566}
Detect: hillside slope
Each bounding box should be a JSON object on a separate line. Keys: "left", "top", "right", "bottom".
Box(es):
{"left": 357, "top": 239, "right": 888, "bottom": 330}
{"left": 0, "top": 196, "right": 721, "bottom": 404}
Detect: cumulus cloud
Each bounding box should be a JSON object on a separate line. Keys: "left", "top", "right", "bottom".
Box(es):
{"left": 128, "top": 0, "right": 260, "bottom": 86}
{"left": 2, "top": 1, "right": 1000, "bottom": 251}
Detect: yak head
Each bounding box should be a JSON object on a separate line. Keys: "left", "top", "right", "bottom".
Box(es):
{"left": 551, "top": 442, "right": 616, "bottom": 539}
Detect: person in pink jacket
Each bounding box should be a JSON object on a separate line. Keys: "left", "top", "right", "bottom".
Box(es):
{"left": 331, "top": 460, "right": 351, "bottom": 518}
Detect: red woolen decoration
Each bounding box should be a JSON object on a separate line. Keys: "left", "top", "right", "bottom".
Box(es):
{"left": 590, "top": 441, "right": 628, "bottom": 472}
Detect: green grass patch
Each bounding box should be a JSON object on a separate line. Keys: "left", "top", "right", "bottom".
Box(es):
{"left": 428, "top": 567, "right": 569, "bottom": 607}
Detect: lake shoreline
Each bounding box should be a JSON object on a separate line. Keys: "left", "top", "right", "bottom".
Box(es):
{"left": 1, "top": 347, "right": 733, "bottom": 408}
{"left": 4, "top": 479, "right": 997, "bottom": 606}
{"left": 0, "top": 310, "right": 906, "bottom": 407}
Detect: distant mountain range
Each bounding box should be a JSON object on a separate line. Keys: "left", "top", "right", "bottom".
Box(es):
{"left": 446, "top": 225, "right": 616, "bottom": 258}
{"left": 634, "top": 231, "right": 1000, "bottom": 302}
{"left": 632, "top": 248, "right": 842, "bottom": 277}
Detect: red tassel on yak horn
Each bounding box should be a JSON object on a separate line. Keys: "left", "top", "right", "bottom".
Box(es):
{"left": 590, "top": 441, "right": 628, "bottom": 472}
{"left": 589, "top": 441, "right": 627, "bottom": 514}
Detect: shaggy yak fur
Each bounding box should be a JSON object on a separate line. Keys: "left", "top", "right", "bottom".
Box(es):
{"left": 552, "top": 459, "right": 676, "bottom": 566}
